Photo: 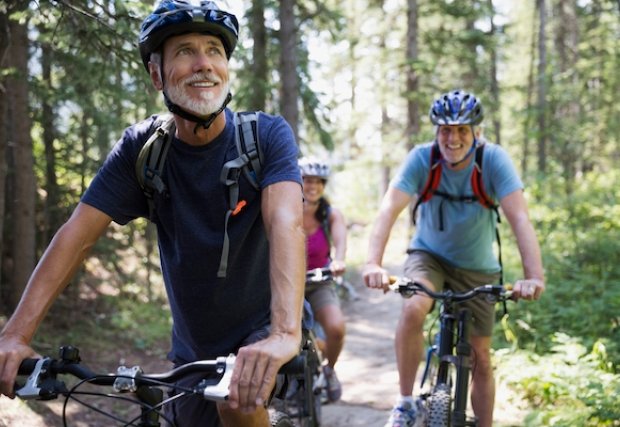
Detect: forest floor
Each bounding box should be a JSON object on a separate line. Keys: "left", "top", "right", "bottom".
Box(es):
{"left": 0, "top": 263, "right": 532, "bottom": 426}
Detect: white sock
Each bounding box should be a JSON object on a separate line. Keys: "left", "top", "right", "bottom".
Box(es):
{"left": 397, "top": 395, "right": 415, "bottom": 406}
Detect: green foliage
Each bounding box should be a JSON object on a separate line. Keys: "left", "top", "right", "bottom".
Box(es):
{"left": 107, "top": 295, "right": 172, "bottom": 353}
{"left": 490, "top": 169, "right": 620, "bottom": 423}
{"left": 495, "top": 334, "right": 620, "bottom": 426}
{"left": 497, "top": 170, "right": 620, "bottom": 366}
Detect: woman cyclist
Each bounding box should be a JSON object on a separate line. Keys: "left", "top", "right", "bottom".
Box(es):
{"left": 300, "top": 157, "right": 347, "bottom": 403}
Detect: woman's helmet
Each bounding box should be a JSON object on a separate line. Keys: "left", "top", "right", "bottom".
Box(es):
{"left": 299, "top": 158, "right": 331, "bottom": 181}
{"left": 139, "top": 0, "right": 239, "bottom": 71}
{"left": 429, "top": 90, "right": 484, "bottom": 126}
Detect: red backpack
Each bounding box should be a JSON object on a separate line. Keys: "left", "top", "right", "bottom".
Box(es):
{"left": 411, "top": 142, "right": 499, "bottom": 228}
{"left": 410, "top": 142, "right": 504, "bottom": 282}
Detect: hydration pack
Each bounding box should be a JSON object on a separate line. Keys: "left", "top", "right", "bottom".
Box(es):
{"left": 411, "top": 141, "right": 504, "bottom": 282}
{"left": 135, "top": 111, "right": 263, "bottom": 278}
{"left": 411, "top": 142, "right": 499, "bottom": 227}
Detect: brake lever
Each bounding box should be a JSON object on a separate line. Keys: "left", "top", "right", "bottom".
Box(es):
{"left": 202, "top": 354, "right": 236, "bottom": 401}
{"left": 16, "top": 358, "right": 66, "bottom": 400}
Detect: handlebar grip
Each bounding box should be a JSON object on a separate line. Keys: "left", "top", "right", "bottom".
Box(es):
{"left": 279, "top": 354, "right": 306, "bottom": 375}
{"left": 18, "top": 359, "right": 40, "bottom": 376}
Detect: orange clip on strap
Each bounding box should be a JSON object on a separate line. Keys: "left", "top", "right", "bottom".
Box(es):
{"left": 232, "top": 200, "right": 247, "bottom": 216}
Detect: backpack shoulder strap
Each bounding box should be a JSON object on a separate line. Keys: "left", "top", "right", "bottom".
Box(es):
{"left": 411, "top": 142, "right": 442, "bottom": 225}
{"left": 220, "top": 112, "right": 262, "bottom": 196}
{"left": 470, "top": 143, "right": 498, "bottom": 210}
{"left": 471, "top": 142, "right": 504, "bottom": 284}
{"left": 218, "top": 111, "right": 262, "bottom": 278}
{"left": 135, "top": 114, "right": 176, "bottom": 221}
{"left": 235, "top": 111, "right": 263, "bottom": 190}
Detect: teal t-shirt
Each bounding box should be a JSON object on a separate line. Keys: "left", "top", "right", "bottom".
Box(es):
{"left": 391, "top": 141, "right": 523, "bottom": 273}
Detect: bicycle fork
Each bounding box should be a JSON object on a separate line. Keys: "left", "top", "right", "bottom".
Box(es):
{"left": 434, "top": 308, "right": 474, "bottom": 427}
{"left": 452, "top": 309, "right": 473, "bottom": 427}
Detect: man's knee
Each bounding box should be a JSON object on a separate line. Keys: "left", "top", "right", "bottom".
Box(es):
{"left": 471, "top": 347, "right": 494, "bottom": 377}
{"left": 401, "top": 297, "right": 432, "bottom": 328}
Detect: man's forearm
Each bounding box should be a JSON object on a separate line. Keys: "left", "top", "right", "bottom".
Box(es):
{"left": 515, "top": 220, "right": 544, "bottom": 281}
{"left": 268, "top": 224, "right": 305, "bottom": 339}
{"left": 365, "top": 213, "right": 395, "bottom": 265}
{"left": 263, "top": 183, "right": 305, "bottom": 339}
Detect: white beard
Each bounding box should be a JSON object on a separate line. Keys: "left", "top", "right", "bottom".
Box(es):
{"left": 166, "top": 74, "right": 230, "bottom": 117}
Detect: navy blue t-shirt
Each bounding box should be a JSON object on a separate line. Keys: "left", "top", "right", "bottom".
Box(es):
{"left": 82, "top": 109, "right": 301, "bottom": 363}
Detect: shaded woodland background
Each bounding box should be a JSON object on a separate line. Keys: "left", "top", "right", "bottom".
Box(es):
{"left": 1, "top": 1, "right": 619, "bottom": 425}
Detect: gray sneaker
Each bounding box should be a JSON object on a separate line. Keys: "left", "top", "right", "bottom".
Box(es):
{"left": 322, "top": 365, "right": 342, "bottom": 402}
{"left": 384, "top": 399, "right": 427, "bottom": 427}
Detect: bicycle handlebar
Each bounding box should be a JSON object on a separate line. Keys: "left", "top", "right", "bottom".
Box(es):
{"left": 387, "top": 276, "right": 513, "bottom": 303}
{"left": 16, "top": 345, "right": 307, "bottom": 402}
{"left": 306, "top": 267, "right": 333, "bottom": 283}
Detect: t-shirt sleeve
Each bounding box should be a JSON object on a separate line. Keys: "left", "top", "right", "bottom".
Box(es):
{"left": 390, "top": 145, "right": 429, "bottom": 197}
{"left": 258, "top": 115, "right": 302, "bottom": 188}
{"left": 485, "top": 144, "right": 524, "bottom": 202}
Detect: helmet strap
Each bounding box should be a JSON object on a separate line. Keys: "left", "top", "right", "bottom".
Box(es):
{"left": 163, "top": 91, "right": 232, "bottom": 134}
{"left": 434, "top": 125, "right": 478, "bottom": 167}
{"left": 448, "top": 138, "right": 477, "bottom": 167}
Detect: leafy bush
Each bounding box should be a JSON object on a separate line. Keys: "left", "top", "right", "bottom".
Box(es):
{"left": 495, "top": 334, "right": 620, "bottom": 426}
{"left": 496, "top": 170, "right": 620, "bottom": 367}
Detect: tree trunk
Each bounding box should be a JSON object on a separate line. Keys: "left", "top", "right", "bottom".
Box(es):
{"left": 405, "top": 0, "right": 419, "bottom": 151}
{"left": 6, "top": 12, "right": 36, "bottom": 309}
{"left": 279, "top": 0, "right": 299, "bottom": 142}
{"left": 522, "top": 6, "right": 538, "bottom": 177}
{"left": 0, "top": 9, "right": 9, "bottom": 303}
{"left": 536, "top": 0, "right": 548, "bottom": 173}
{"left": 249, "top": 0, "right": 267, "bottom": 111}
{"left": 40, "top": 40, "right": 61, "bottom": 247}
{"left": 487, "top": 0, "right": 501, "bottom": 145}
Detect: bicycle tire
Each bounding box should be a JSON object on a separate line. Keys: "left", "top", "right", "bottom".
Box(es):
{"left": 295, "top": 377, "right": 321, "bottom": 427}
{"left": 427, "top": 383, "right": 451, "bottom": 427}
{"left": 269, "top": 408, "right": 295, "bottom": 427}
{"left": 310, "top": 386, "right": 322, "bottom": 427}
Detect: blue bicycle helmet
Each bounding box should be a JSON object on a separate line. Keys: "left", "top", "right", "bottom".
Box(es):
{"left": 139, "top": 0, "right": 239, "bottom": 71}
{"left": 429, "top": 90, "right": 484, "bottom": 126}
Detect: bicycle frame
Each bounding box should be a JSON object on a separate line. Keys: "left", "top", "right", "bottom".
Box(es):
{"left": 390, "top": 278, "right": 511, "bottom": 427}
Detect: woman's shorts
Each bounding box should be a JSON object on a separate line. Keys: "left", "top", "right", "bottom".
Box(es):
{"left": 305, "top": 280, "right": 340, "bottom": 313}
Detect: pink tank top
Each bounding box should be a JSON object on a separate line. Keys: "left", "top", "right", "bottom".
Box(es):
{"left": 306, "top": 227, "right": 330, "bottom": 269}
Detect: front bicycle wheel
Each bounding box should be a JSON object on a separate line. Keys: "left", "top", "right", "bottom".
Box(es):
{"left": 427, "top": 383, "right": 451, "bottom": 427}
{"left": 297, "top": 374, "right": 321, "bottom": 427}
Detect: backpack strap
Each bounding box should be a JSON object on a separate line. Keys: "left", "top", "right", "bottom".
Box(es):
{"left": 411, "top": 142, "right": 442, "bottom": 225}
{"left": 235, "top": 112, "right": 262, "bottom": 190}
{"left": 470, "top": 144, "right": 498, "bottom": 210}
{"left": 218, "top": 111, "right": 262, "bottom": 278}
{"left": 135, "top": 114, "right": 176, "bottom": 222}
{"left": 470, "top": 143, "right": 504, "bottom": 285}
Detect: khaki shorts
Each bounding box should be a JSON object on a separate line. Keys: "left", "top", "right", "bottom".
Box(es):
{"left": 404, "top": 250, "right": 501, "bottom": 337}
{"left": 305, "top": 280, "right": 340, "bottom": 313}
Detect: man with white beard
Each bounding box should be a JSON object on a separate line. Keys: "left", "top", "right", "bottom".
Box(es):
{"left": 0, "top": 2, "right": 305, "bottom": 426}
